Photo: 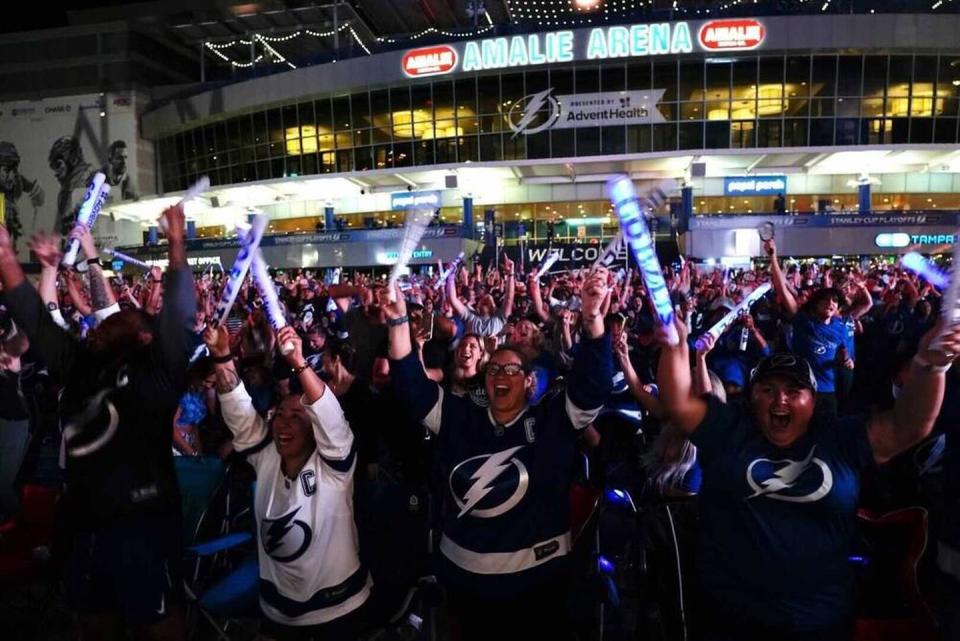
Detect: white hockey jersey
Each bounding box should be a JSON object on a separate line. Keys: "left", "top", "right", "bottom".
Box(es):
{"left": 219, "top": 384, "right": 372, "bottom": 626}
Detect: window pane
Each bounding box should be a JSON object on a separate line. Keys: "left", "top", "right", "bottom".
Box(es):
{"left": 678, "top": 61, "right": 703, "bottom": 102}
{"left": 477, "top": 76, "right": 500, "bottom": 114}
{"left": 837, "top": 56, "right": 862, "bottom": 96}
{"left": 628, "top": 61, "right": 651, "bottom": 90}
{"left": 863, "top": 56, "right": 887, "bottom": 98}
{"left": 811, "top": 56, "right": 836, "bottom": 96}
{"left": 351, "top": 92, "right": 371, "bottom": 129}
{"left": 600, "top": 65, "right": 625, "bottom": 92}
{"left": 785, "top": 56, "right": 810, "bottom": 91}
{"left": 654, "top": 61, "right": 678, "bottom": 102}
{"left": 333, "top": 97, "right": 351, "bottom": 131}
{"left": 888, "top": 56, "right": 912, "bottom": 95}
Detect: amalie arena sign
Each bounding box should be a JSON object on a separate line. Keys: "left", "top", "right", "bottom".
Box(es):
{"left": 402, "top": 18, "right": 765, "bottom": 77}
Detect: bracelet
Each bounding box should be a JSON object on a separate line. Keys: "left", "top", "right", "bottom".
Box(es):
{"left": 211, "top": 353, "right": 233, "bottom": 364}
{"left": 86, "top": 257, "right": 102, "bottom": 267}
{"left": 292, "top": 362, "right": 310, "bottom": 376}
{"left": 912, "top": 354, "right": 952, "bottom": 374}
{"left": 387, "top": 315, "right": 409, "bottom": 327}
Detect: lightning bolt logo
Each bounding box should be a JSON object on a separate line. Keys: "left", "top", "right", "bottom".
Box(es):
{"left": 261, "top": 506, "right": 313, "bottom": 563}
{"left": 746, "top": 446, "right": 833, "bottom": 503}
{"left": 451, "top": 446, "right": 529, "bottom": 519}
{"left": 508, "top": 89, "right": 560, "bottom": 138}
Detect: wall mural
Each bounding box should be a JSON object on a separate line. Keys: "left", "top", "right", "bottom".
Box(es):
{"left": 0, "top": 93, "right": 153, "bottom": 257}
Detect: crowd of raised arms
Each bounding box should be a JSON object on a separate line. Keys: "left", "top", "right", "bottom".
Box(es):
{"left": 0, "top": 205, "right": 958, "bottom": 641}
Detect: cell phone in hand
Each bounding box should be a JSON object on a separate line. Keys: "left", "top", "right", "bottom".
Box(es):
{"left": 420, "top": 312, "right": 434, "bottom": 341}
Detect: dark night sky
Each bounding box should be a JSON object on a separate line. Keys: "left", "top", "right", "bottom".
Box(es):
{"left": 0, "top": 0, "right": 133, "bottom": 34}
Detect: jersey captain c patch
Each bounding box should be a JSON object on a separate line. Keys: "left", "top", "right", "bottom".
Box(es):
{"left": 449, "top": 446, "right": 529, "bottom": 519}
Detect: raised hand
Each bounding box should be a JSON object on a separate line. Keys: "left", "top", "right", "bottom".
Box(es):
{"left": 381, "top": 283, "right": 408, "bottom": 321}
{"left": 28, "top": 231, "right": 62, "bottom": 269}
{"left": 203, "top": 324, "right": 231, "bottom": 358}
{"left": 918, "top": 320, "right": 960, "bottom": 367}
{"left": 276, "top": 326, "right": 303, "bottom": 368}
{"left": 70, "top": 226, "right": 97, "bottom": 262}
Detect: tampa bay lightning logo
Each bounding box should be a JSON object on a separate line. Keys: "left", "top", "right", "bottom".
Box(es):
{"left": 261, "top": 506, "right": 312, "bottom": 563}
{"left": 746, "top": 446, "right": 833, "bottom": 503}
{"left": 507, "top": 88, "right": 561, "bottom": 138}
{"left": 450, "top": 446, "right": 529, "bottom": 519}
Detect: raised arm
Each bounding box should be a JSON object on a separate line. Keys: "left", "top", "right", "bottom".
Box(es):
{"left": 846, "top": 280, "right": 873, "bottom": 320}
{"left": 445, "top": 272, "right": 468, "bottom": 317}
{"left": 867, "top": 321, "right": 960, "bottom": 464}
{"left": 384, "top": 286, "right": 443, "bottom": 434}
{"left": 155, "top": 206, "right": 197, "bottom": 381}
{"left": 527, "top": 273, "right": 550, "bottom": 322}
{"left": 500, "top": 256, "right": 516, "bottom": 319}
{"left": 691, "top": 333, "right": 715, "bottom": 398}
{"left": 28, "top": 232, "right": 70, "bottom": 330}
{"left": 614, "top": 331, "right": 663, "bottom": 418}
{"left": 763, "top": 238, "right": 798, "bottom": 318}
{"left": 204, "top": 324, "right": 267, "bottom": 450}
{"left": 73, "top": 226, "right": 117, "bottom": 317}
{"left": 564, "top": 269, "right": 613, "bottom": 429}
{"left": 276, "top": 326, "right": 354, "bottom": 470}
{"left": 657, "top": 318, "right": 709, "bottom": 435}
{"left": 1, "top": 226, "right": 80, "bottom": 377}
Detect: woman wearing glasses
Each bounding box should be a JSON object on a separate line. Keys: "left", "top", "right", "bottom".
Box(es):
{"left": 384, "top": 269, "right": 613, "bottom": 641}
{"left": 656, "top": 315, "right": 960, "bottom": 641}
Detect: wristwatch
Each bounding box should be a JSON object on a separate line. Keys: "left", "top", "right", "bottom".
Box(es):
{"left": 47, "top": 302, "right": 59, "bottom": 311}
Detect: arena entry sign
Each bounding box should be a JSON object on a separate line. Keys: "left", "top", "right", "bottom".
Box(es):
{"left": 400, "top": 18, "right": 765, "bottom": 76}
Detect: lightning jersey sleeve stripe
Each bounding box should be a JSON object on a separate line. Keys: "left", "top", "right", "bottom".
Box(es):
{"left": 389, "top": 350, "right": 444, "bottom": 434}
{"left": 302, "top": 389, "right": 356, "bottom": 473}
{"left": 563, "top": 333, "right": 613, "bottom": 429}
{"left": 218, "top": 383, "right": 269, "bottom": 453}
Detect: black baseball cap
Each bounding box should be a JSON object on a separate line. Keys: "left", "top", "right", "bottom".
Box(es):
{"left": 749, "top": 354, "right": 818, "bottom": 392}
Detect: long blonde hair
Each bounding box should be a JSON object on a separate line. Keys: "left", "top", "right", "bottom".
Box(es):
{"left": 644, "top": 371, "right": 726, "bottom": 496}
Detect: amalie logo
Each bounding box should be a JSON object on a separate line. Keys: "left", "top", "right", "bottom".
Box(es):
{"left": 402, "top": 45, "right": 458, "bottom": 77}
{"left": 698, "top": 19, "right": 765, "bottom": 51}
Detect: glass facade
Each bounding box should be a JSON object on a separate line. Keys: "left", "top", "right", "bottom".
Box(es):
{"left": 159, "top": 52, "right": 960, "bottom": 192}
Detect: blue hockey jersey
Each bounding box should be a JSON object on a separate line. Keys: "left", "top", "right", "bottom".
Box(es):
{"left": 390, "top": 334, "right": 612, "bottom": 597}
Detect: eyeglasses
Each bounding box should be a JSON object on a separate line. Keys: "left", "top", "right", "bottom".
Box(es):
{"left": 486, "top": 363, "right": 525, "bottom": 377}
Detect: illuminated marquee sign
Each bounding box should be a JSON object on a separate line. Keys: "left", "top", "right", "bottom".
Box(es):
{"left": 401, "top": 18, "right": 765, "bottom": 76}
{"left": 875, "top": 233, "right": 955, "bottom": 248}
{"left": 723, "top": 175, "right": 787, "bottom": 196}
{"left": 391, "top": 190, "right": 442, "bottom": 210}
{"left": 402, "top": 45, "right": 458, "bottom": 77}
{"left": 698, "top": 19, "right": 766, "bottom": 51}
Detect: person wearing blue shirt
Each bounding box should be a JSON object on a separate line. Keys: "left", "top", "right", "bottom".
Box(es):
{"left": 384, "top": 269, "right": 613, "bottom": 641}
{"left": 655, "top": 316, "right": 960, "bottom": 641}
{"left": 765, "top": 239, "right": 870, "bottom": 417}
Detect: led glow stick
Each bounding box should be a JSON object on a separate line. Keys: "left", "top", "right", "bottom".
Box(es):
{"left": 593, "top": 231, "right": 624, "bottom": 270}
{"left": 103, "top": 248, "right": 151, "bottom": 271}
{"left": 211, "top": 214, "right": 267, "bottom": 327}
{"left": 63, "top": 172, "right": 108, "bottom": 267}
{"left": 388, "top": 207, "right": 434, "bottom": 301}
{"left": 534, "top": 250, "right": 561, "bottom": 278}
{"left": 251, "top": 250, "right": 293, "bottom": 355}
{"left": 435, "top": 251, "right": 465, "bottom": 290}
{"left": 901, "top": 252, "right": 949, "bottom": 290}
{"left": 694, "top": 283, "right": 772, "bottom": 351}
{"left": 607, "top": 176, "right": 677, "bottom": 344}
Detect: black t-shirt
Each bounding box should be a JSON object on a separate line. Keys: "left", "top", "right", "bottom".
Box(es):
{"left": 6, "top": 269, "right": 196, "bottom": 530}
{"left": 342, "top": 307, "right": 387, "bottom": 382}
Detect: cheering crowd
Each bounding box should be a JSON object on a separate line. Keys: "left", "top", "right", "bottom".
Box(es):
{"left": 0, "top": 205, "right": 959, "bottom": 641}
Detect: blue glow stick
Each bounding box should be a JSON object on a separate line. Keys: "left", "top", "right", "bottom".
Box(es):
{"left": 607, "top": 176, "right": 677, "bottom": 345}
{"left": 104, "top": 248, "right": 151, "bottom": 271}
{"left": 901, "top": 252, "right": 949, "bottom": 290}
{"left": 211, "top": 213, "right": 267, "bottom": 327}
{"left": 435, "top": 251, "right": 465, "bottom": 290}
{"left": 63, "top": 172, "right": 108, "bottom": 267}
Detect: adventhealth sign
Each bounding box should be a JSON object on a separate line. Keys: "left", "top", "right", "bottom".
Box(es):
{"left": 401, "top": 18, "right": 765, "bottom": 77}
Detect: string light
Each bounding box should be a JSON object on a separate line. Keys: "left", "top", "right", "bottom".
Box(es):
{"left": 349, "top": 26, "right": 371, "bottom": 55}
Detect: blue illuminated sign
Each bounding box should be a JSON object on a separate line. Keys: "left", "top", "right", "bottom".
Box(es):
{"left": 723, "top": 175, "right": 787, "bottom": 196}
{"left": 390, "top": 190, "right": 442, "bottom": 211}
